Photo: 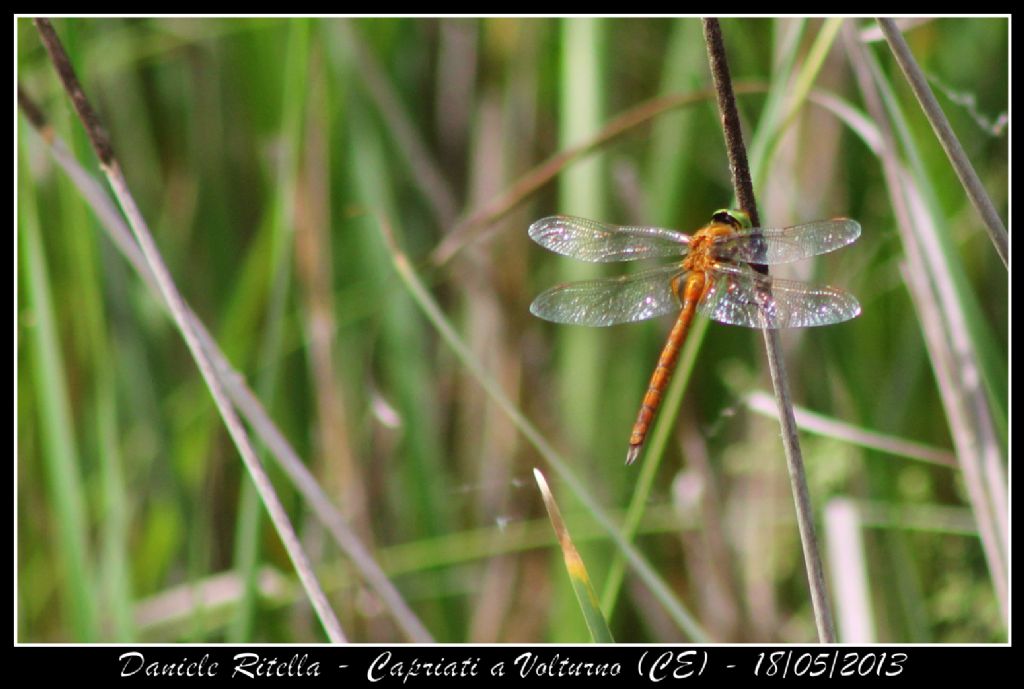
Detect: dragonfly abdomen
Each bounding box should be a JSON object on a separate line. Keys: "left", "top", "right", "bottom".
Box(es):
{"left": 626, "top": 273, "right": 706, "bottom": 464}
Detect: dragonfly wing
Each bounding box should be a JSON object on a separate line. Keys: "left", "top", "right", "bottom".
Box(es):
{"left": 711, "top": 218, "right": 861, "bottom": 264}
{"left": 530, "top": 264, "right": 684, "bottom": 327}
{"left": 529, "top": 215, "right": 689, "bottom": 262}
{"left": 699, "top": 264, "right": 861, "bottom": 329}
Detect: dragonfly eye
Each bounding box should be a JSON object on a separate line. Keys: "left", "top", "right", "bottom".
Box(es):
{"left": 711, "top": 208, "right": 752, "bottom": 230}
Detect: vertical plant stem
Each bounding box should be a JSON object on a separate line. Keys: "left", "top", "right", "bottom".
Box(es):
{"left": 876, "top": 18, "right": 1008, "bottom": 267}
{"left": 33, "top": 18, "right": 346, "bottom": 643}
{"left": 703, "top": 19, "right": 760, "bottom": 227}
{"left": 702, "top": 17, "right": 836, "bottom": 643}
{"left": 19, "top": 155, "right": 99, "bottom": 641}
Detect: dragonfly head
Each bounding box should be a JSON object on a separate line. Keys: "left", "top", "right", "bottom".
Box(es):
{"left": 711, "top": 208, "right": 752, "bottom": 230}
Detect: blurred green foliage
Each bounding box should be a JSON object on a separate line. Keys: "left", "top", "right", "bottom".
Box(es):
{"left": 17, "top": 17, "right": 1006, "bottom": 643}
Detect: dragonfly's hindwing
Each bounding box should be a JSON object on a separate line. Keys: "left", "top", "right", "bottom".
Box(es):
{"left": 700, "top": 265, "right": 861, "bottom": 329}
{"left": 529, "top": 264, "right": 685, "bottom": 327}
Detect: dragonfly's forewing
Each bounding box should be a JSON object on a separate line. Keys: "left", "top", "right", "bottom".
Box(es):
{"left": 529, "top": 215, "right": 690, "bottom": 263}
{"left": 530, "top": 264, "right": 685, "bottom": 327}
{"left": 711, "top": 218, "right": 861, "bottom": 265}
{"left": 700, "top": 263, "right": 861, "bottom": 329}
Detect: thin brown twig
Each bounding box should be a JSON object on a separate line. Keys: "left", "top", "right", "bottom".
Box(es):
{"left": 703, "top": 17, "right": 836, "bottom": 643}
{"left": 703, "top": 19, "right": 760, "bottom": 232}
{"left": 33, "top": 17, "right": 346, "bottom": 643}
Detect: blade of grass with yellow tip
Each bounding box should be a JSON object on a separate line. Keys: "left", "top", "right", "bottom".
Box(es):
{"left": 533, "top": 469, "right": 614, "bottom": 643}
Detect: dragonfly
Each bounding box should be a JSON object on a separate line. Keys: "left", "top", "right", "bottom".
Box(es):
{"left": 529, "top": 209, "right": 861, "bottom": 465}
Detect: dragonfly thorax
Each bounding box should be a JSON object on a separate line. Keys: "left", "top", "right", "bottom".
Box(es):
{"left": 682, "top": 222, "right": 735, "bottom": 274}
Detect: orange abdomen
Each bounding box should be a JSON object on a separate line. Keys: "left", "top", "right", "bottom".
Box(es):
{"left": 626, "top": 273, "right": 706, "bottom": 464}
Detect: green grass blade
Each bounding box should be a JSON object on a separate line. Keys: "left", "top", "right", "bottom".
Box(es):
{"left": 228, "top": 16, "right": 312, "bottom": 644}
{"left": 534, "top": 469, "right": 614, "bottom": 643}
{"left": 19, "top": 139, "right": 99, "bottom": 641}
